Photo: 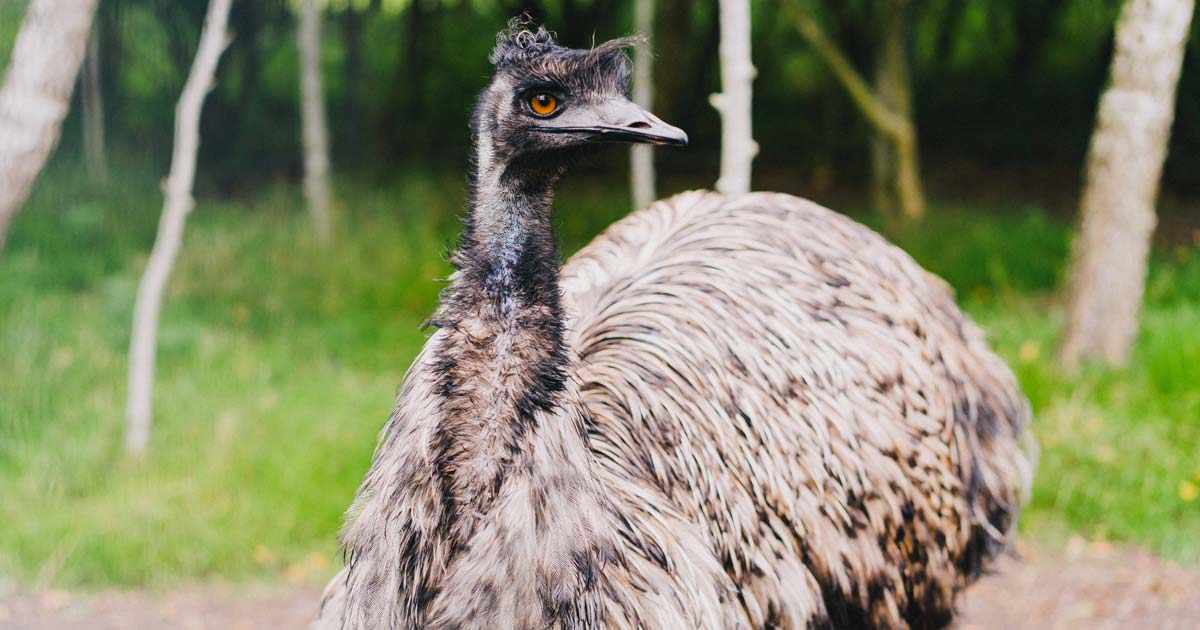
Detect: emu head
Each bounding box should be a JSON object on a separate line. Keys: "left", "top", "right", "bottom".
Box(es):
{"left": 472, "top": 23, "right": 687, "bottom": 172}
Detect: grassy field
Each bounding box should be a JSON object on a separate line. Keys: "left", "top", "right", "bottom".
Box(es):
{"left": 1, "top": 165, "right": 1197, "bottom": 587}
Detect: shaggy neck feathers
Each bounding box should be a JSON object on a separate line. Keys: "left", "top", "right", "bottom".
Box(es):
{"left": 405, "top": 123, "right": 614, "bottom": 628}
{"left": 428, "top": 126, "right": 572, "bottom": 520}
{"left": 334, "top": 44, "right": 625, "bottom": 627}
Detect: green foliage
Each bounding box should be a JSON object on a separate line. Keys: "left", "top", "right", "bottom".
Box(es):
{"left": 0, "top": 167, "right": 456, "bottom": 585}
{"left": 974, "top": 299, "right": 1200, "bottom": 562}
{"left": 880, "top": 205, "right": 1072, "bottom": 301}
{"left": 0, "top": 1, "right": 27, "bottom": 71}
{"left": 4, "top": 0, "right": 1197, "bottom": 193}
{"left": 2, "top": 167, "right": 1198, "bottom": 587}
{"left": 1, "top": 0, "right": 1196, "bottom": 590}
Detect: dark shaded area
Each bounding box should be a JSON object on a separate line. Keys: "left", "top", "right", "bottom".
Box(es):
{"left": 52, "top": 0, "right": 1200, "bottom": 209}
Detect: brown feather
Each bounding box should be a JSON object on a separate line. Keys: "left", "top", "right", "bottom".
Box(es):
{"left": 314, "top": 190, "right": 1034, "bottom": 629}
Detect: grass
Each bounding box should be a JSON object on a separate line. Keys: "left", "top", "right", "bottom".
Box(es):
{"left": 1, "top": 163, "right": 1198, "bottom": 588}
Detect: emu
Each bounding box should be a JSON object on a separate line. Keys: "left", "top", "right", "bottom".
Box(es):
{"left": 315, "top": 24, "right": 1034, "bottom": 630}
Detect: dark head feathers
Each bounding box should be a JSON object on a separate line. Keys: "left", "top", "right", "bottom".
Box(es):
{"left": 491, "top": 17, "right": 643, "bottom": 73}
{"left": 491, "top": 19, "right": 558, "bottom": 67}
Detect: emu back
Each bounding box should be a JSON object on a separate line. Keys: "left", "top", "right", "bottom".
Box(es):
{"left": 562, "top": 191, "right": 1031, "bottom": 628}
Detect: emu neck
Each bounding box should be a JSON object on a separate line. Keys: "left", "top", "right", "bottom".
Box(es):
{"left": 431, "top": 155, "right": 571, "bottom": 520}
{"left": 459, "top": 161, "right": 563, "bottom": 312}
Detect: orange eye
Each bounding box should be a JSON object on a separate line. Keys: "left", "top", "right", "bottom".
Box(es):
{"left": 530, "top": 93, "right": 558, "bottom": 116}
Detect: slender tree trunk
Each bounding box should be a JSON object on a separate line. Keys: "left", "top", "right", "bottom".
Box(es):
{"left": 98, "top": 1, "right": 123, "bottom": 103}
{"left": 655, "top": 0, "right": 693, "bottom": 125}
{"left": 342, "top": 7, "right": 364, "bottom": 92}
{"left": 786, "top": 0, "right": 926, "bottom": 221}
{"left": 299, "top": 0, "right": 333, "bottom": 245}
{"left": 0, "top": 0, "right": 100, "bottom": 252}
{"left": 712, "top": 0, "right": 757, "bottom": 195}
{"left": 630, "top": 0, "right": 656, "bottom": 209}
{"left": 869, "top": 0, "right": 909, "bottom": 214}
{"left": 869, "top": 83, "right": 895, "bottom": 210}
{"left": 394, "top": 0, "right": 428, "bottom": 150}
{"left": 126, "top": 0, "right": 232, "bottom": 457}
{"left": 1059, "top": 0, "right": 1194, "bottom": 369}
{"left": 81, "top": 23, "right": 107, "bottom": 187}
{"left": 341, "top": 6, "right": 364, "bottom": 120}
{"left": 231, "top": 3, "right": 263, "bottom": 113}
{"left": 931, "top": 0, "right": 965, "bottom": 76}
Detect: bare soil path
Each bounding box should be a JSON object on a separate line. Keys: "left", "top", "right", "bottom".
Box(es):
{"left": 959, "top": 543, "right": 1198, "bottom": 630}
{"left": 2, "top": 544, "right": 1196, "bottom": 629}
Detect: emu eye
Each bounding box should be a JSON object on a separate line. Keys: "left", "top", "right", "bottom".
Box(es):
{"left": 529, "top": 93, "right": 558, "bottom": 116}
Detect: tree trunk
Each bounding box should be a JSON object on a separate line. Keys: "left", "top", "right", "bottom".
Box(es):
{"left": 389, "top": 0, "right": 428, "bottom": 151}
{"left": 931, "top": 0, "right": 965, "bottom": 76}
{"left": 1010, "top": 0, "right": 1071, "bottom": 81}
{"left": 712, "top": 0, "right": 757, "bottom": 195}
{"left": 1059, "top": 0, "right": 1194, "bottom": 369}
{"left": 126, "top": 0, "right": 233, "bottom": 457}
{"left": 869, "top": 0, "right": 909, "bottom": 215}
{"left": 98, "top": 0, "right": 124, "bottom": 108}
{"left": 0, "top": 0, "right": 100, "bottom": 252}
{"left": 342, "top": 7, "right": 364, "bottom": 91}
{"left": 81, "top": 23, "right": 107, "bottom": 187}
{"left": 630, "top": 0, "right": 656, "bottom": 210}
{"left": 341, "top": 6, "right": 365, "bottom": 114}
{"left": 786, "top": 0, "right": 926, "bottom": 221}
{"left": 231, "top": 2, "right": 263, "bottom": 114}
{"left": 299, "top": 0, "right": 333, "bottom": 245}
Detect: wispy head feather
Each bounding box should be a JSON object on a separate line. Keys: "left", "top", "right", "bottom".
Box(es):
{"left": 491, "top": 16, "right": 643, "bottom": 76}
{"left": 583, "top": 35, "right": 641, "bottom": 83}
{"left": 491, "top": 17, "right": 559, "bottom": 67}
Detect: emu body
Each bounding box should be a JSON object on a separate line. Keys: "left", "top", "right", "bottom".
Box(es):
{"left": 316, "top": 25, "right": 1032, "bottom": 630}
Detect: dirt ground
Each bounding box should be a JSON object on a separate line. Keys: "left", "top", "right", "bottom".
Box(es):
{"left": 2, "top": 543, "right": 1196, "bottom": 629}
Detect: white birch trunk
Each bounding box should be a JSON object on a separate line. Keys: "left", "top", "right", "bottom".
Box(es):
{"left": 0, "top": 0, "right": 99, "bottom": 251}
{"left": 300, "top": 0, "right": 334, "bottom": 245}
{"left": 630, "top": 0, "right": 656, "bottom": 210}
{"left": 126, "top": 0, "right": 233, "bottom": 456}
{"left": 711, "top": 0, "right": 757, "bottom": 195}
{"left": 82, "top": 23, "right": 107, "bottom": 187}
{"left": 1059, "top": 0, "right": 1194, "bottom": 369}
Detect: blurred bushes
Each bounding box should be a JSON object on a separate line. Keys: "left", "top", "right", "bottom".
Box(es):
{"left": 2, "top": 169, "right": 1198, "bottom": 584}
{"left": 1, "top": 0, "right": 1195, "bottom": 198}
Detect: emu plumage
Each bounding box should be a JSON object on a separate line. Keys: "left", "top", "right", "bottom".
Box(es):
{"left": 316, "top": 24, "right": 1032, "bottom": 630}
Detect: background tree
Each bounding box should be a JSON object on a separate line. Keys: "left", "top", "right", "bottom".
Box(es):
{"left": 1059, "top": 0, "right": 1196, "bottom": 368}
{"left": 868, "top": 0, "right": 915, "bottom": 217}
{"left": 784, "top": 0, "right": 926, "bottom": 221}
{"left": 81, "top": 23, "right": 108, "bottom": 187}
{"left": 713, "top": 0, "right": 756, "bottom": 194}
{"left": 3, "top": 0, "right": 1200, "bottom": 602}
{"left": 0, "top": 0, "right": 99, "bottom": 251}
{"left": 300, "top": 0, "right": 334, "bottom": 245}
{"left": 126, "top": 0, "right": 233, "bottom": 456}
{"left": 630, "top": 0, "right": 656, "bottom": 210}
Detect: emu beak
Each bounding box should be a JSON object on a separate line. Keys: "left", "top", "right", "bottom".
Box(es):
{"left": 533, "top": 98, "right": 688, "bottom": 146}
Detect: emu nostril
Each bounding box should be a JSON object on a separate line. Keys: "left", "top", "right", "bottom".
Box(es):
{"left": 628, "top": 121, "right": 652, "bottom": 129}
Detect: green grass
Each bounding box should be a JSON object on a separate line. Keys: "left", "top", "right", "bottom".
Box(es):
{"left": 1, "top": 165, "right": 1198, "bottom": 588}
